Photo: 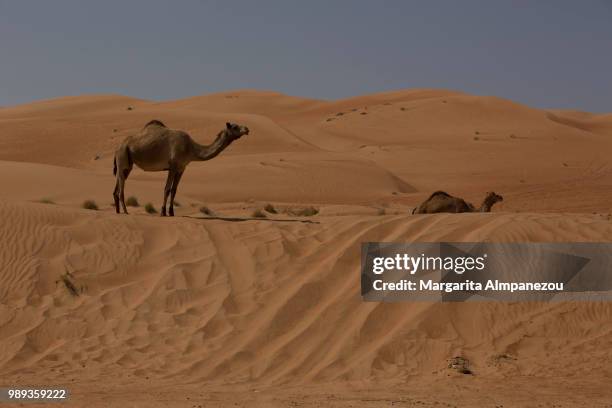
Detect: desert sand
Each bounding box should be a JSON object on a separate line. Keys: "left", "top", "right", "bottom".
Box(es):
{"left": 1, "top": 89, "right": 612, "bottom": 407}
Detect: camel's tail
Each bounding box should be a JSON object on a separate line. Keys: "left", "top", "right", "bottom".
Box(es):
{"left": 113, "top": 157, "right": 117, "bottom": 176}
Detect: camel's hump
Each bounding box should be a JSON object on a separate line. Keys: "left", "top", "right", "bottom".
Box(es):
{"left": 143, "top": 119, "right": 167, "bottom": 128}
{"left": 426, "top": 190, "right": 453, "bottom": 200}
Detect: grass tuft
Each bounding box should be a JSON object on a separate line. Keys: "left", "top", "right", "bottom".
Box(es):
{"left": 252, "top": 209, "right": 267, "bottom": 218}
{"left": 126, "top": 196, "right": 139, "bottom": 207}
{"left": 264, "top": 203, "right": 277, "bottom": 214}
{"left": 287, "top": 206, "right": 319, "bottom": 217}
{"left": 199, "top": 206, "right": 214, "bottom": 216}
{"left": 60, "top": 273, "right": 80, "bottom": 297}
{"left": 144, "top": 203, "right": 157, "bottom": 214}
{"left": 82, "top": 200, "right": 98, "bottom": 210}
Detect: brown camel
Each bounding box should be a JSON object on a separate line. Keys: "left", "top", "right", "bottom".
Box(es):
{"left": 113, "top": 120, "right": 249, "bottom": 216}
{"left": 412, "top": 191, "right": 503, "bottom": 214}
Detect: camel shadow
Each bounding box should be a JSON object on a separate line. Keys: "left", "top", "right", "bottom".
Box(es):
{"left": 181, "top": 215, "right": 320, "bottom": 224}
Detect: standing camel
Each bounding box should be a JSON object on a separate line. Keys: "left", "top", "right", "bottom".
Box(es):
{"left": 412, "top": 191, "right": 503, "bottom": 214}
{"left": 113, "top": 120, "right": 249, "bottom": 216}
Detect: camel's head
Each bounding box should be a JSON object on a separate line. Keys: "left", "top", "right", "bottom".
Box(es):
{"left": 485, "top": 191, "right": 503, "bottom": 204}
{"left": 225, "top": 122, "right": 250, "bottom": 141}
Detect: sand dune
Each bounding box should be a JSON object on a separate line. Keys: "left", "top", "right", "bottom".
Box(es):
{"left": 1, "top": 200, "right": 612, "bottom": 406}
{"left": 1, "top": 90, "right": 612, "bottom": 406}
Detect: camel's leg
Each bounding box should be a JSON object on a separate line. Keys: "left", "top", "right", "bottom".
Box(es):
{"left": 114, "top": 148, "right": 133, "bottom": 215}
{"left": 119, "top": 168, "right": 131, "bottom": 214}
{"left": 113, "top": 180, "right": 120, "bottom": 214}
{"left": 161, "top": 169, "right": 175, "bottom": 217}
{"left": 117, "top": 177, "right": 128, "bottom": 214}
{"left": 168, "top": 170, "right": 184, "bottom": 217}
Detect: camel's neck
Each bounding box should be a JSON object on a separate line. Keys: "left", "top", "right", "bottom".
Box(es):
{"left": 192, "top": 131, "right": 232, "bottom": 161}
{"left": 478, "top": 198, "right": 495, "bottom": 212}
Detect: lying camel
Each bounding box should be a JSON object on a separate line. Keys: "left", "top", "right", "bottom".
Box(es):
{"left": 412, "top": 191, "right": 503, "bottom": 214}
{"left": 113, "top": 120, "right": 249, "bottom": 216}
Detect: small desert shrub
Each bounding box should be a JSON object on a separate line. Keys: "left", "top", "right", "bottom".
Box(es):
{"left": 126, "top": 106, "right": 134, "bottom": 111}
{"left": 82, "top": 200, "right": 98, "bottom": 210}
{"left": 144, "top": 203, "right": 157, "bottom": 214}
{"left": 360, "top": 112, "right": 368, "bottom": 115}
{"left": 492, "top": 353, "right": 516, "bottom": 363}
{"left": 199, "top": 206, "right": 214, "bottom": 216}
{"left": 287, "top": 206, "right": 319, "bottom": 217}
{"left": 39, "top": 198, "right": 55, "bottom": 204}
{"left": 264, "top": 203, "right": 277, "bottom": 214}
{"left": 252, "top": 209, "right": 267, "bottom": 218}
{"left": 60, "top": 272, "right": 80, "bottom": 297}
{"left": 126, "top": 196, "right": 139, "bottom": 207}
{"left": 473, "top": 136, "right": 480, "bottom": 141}
{"left": 377, "top": 208, "right": 386, "bottom": 216}
{"left": 447, "top": 356, "right": 472, "bottom": 375}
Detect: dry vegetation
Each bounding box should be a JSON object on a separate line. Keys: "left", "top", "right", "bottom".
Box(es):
{"left": 199, "top": 206, "right": 214, "bottom": 216}
{"left": 252, "top": 209, "right": 267, "bottom": 218}
{"left": 286, "top": 205, "right": 319, "bottom": 217}
{"left": 264, "top": 203, "right": 278, "bottom": 214}
{"left": 82, "top": 200, "right": 98, "bottom": 210}
{"left": 144, "top": 203, "right": 157, "bottom": 214}
{"left": 126, "top": 196, "right": 139, "bottom": 207}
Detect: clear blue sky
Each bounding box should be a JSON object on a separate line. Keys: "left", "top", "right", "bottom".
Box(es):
{"left": 1, "top": 0, "right": 611, "bottom": 111}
